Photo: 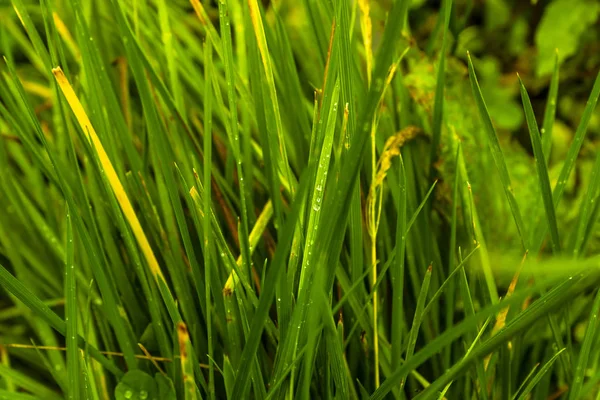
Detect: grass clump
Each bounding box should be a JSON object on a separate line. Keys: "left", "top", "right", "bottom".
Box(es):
{"left": 0, "top": 0, "right": 600, "bottom": 399}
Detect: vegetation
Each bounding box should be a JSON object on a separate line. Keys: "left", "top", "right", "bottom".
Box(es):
{"left": 0, "top": 0, "right": 599, "bottom": 398}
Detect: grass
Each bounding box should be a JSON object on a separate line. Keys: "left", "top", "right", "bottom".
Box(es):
{"left": 0, "top": 0, "right": 600, "bottom": 399}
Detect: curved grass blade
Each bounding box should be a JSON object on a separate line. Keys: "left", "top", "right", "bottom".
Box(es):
{"left": 467, "top": 53, "right": 528, "bottom": 251}
{"left": 531, "top": 68, "right": 600, "bottom": 253}
{"left": 571, "top": 151, "right": 600, "bottom": 257}
{"left": 519, "top": 75, "right": 560, "bottom": 253}
{"left": 0, "top": 363, "right": 62, "bottom": 400}
{"left": 10, "top": 0, "right": 52, "bottom": 71}
{"left": 231, "top": 175, "right": 310, "bottom": 398}
{"left": 400, "top": 265, "right": 433, "bottom": 391}
{"left": 515, "top": 348, "right": 565, "bottom": 400}
{"left": 422, "top": 245, "right": 480, "bottom": 316}
{"left": 371, "top": 269, "right": 589, "bottom": 400}
{"left": 0, "top": 263, "right": 122, "bottom": 377}
{"left": 410, "top": 272, "right": 590, "bottom": 400}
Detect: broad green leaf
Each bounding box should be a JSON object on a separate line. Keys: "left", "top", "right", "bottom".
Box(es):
{"left": 535, "top": 0, "right": 600, "bottom": 76}
{"left": 115, "top": 370, "right": 159, "bottom": 400}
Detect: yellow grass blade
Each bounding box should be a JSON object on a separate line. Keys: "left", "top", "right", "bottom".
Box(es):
{"left": 358, "top": 0, "right": 373, "bottom": 85}
{"left": 52, "top": 67, "right": 168, "bottom": 286}
{"left": 52, "top": 12, "right": 81, "bottom": 60}
{"left": 177, "top": 322, "right": 198, "bottom": 400}
{"left": 223, "top": 200, "right": 273, "bottom": 292}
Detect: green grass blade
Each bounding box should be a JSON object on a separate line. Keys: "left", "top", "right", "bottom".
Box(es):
{"left": 541, "top": 50, "right": 559, "bottom": 163}
{"left": 467, "top": 52, "right": 528, "bottom": 250}
{"left": 247, "top": 0, "right": 295, "bottom": 192}
{"left": 400, "top": 265, "right": 432, "bottom": 390}
{"left": 231, "top": 175, "right": 310, "bottom": 398}
{"left": 411, "top": 271, "right": 590, "bottom": 400}
{"left": 458, "top": 256, "right": 489, "bottom": 400}
{"left": 298, "top": 82, "right": 340, "bottom": 290}
{"left": 571, "top": 151, "right": 600, "bottom": 257}
{"left": 203, "top": 35, "right": 216, "bottom": 400}
{"left": 371, "top": 269, "right": 589, "bottom": 400}
{"left": 518, "top": 75, "right": 560, "bottom": 253}
{"left": 391, "top": 154, "right": 407, "bottom": 370}
{"left": 429, "top": 0, "right": 452, "bottom": 179}
{"left": 9, "top": 0, "right": 52, "bottom": 71}
{"left": 531, "top": 68, "right": 600, "bottom": 253}
{"left": 218, "top": 0, "right": 253, "bottom": 283}
{"left": 422, "top": 246, "right": 479, "bottom": 317}
{"left": 64, "top": 206, "right": 80, "bottom": 400}
{"left": 568, "top": 288, "right": 600, "bottom": 399}
{"left": 0, "top": 263, "right": 122, "bottom": 377}
{"left": 516, "top": 348, "right": 565, "bottom": 400}
{"left": 0, "top": 363, "right": 62, "bottom": 400}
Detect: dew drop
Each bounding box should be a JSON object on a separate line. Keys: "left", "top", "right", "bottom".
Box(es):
{"left": 124, "top": 390, "right": 133, "bottom": 399}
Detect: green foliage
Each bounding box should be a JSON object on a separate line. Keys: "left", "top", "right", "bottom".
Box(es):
{"left": 115, "top": 371, "right": 176, "bottom": 400}
{"left": 0, "top": 0, "right": 599, "bottom": 399}
{"left": 535, "top": 0, "right": 600, "bottom": 76}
